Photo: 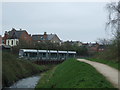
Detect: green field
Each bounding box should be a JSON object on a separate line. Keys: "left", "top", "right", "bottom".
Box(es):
{"left": 36, "top": 58, "right": 114, "bottom": 88}
{"left": 2, "top": 52, "right": 50, "bottom": 87}
{"left": 87, "top": 58, "right": 120, "bottom": 70}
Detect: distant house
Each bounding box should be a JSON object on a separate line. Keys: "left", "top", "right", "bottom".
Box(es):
{"left": 89, "top": 42, "right": 99, "bottom": 52}
{"left": 63, "top": 40, "right": 82, "bottom": 46}
{"left": 82, "top": 42, "right": 106, "bottom": 52}
{"left": 32, "top": 32, "right": 61, "bottom": 44}
{"left": 82, "top": 42, "right": 89, "bottom": 47}
{"left": 97, "top": 44, "right": 106, "bottom": 52}
{"left": 2, "top": 28, "right": 32, "bottom": 46}
{"left": 73, "top": 41, "right": 82, "bottom": 46}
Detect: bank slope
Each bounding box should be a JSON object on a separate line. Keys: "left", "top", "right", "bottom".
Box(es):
{"left": 2, "top": 52, "right": 48, "bottom": 87}
{"left": 36, "top": 58, "right": 114, "bottom": 88}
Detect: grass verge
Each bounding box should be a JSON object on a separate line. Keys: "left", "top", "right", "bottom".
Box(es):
{"left": 36, "top": 58, "right": 114, "bottom": 88}
{"left": 87, "top": 58, "right": 120, "bottom": 70}
{"left": 2, "top": 51, "right": 50, "bottom": 87}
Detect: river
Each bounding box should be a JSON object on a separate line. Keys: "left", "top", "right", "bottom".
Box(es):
{"left": 9, "top": 75, "right": 40, "bottom": 89}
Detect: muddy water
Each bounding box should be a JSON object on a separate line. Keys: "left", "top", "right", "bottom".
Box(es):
{"left": 9, "top": 75, "right": 40, "bottom": 88}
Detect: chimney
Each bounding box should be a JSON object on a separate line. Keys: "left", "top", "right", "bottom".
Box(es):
{"left": 4, "top": 31, "right": 9, "bottom": 44}
{"left": 43, "top": 32, "right": 47, "bottom": 40}
{"left": 5, "top": 31, "right": 8, "bottom": 35}
{"left": 29, "top": 34, "right": 31, "bottom": 36}
{"left": 20, "top": 28, "right": 22, "bottom": 31}
{"left": 44, "top": 32, "right": 47, "bottom": 35}
{"left": 12, "top": 28, "right": 16, "bottom": 31}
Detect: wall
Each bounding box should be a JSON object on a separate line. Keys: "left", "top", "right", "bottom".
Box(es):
{"left": 20, "top": 31, "right": 32, "bottom": 43}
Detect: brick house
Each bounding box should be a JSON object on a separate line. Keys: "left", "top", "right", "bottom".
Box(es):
{"left": 89, "top": 42, "right": 99, "bottom": 52}
{"left": 32, "top": 32, "right": 61, "bottom": 44}
{"left": 63, "top": 41, "right": 82, "bottom": 46}
{"left": 2, "top": 28, "right": 32, "bottom": 46}
{"left": 82, "top": 42, "right": 99, "bottom": 52}
{"left": 97, "top": 44, "right": 106, "bottom": 52}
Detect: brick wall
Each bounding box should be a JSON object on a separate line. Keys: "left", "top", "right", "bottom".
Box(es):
{"left": 20, "top": 31, "right": 32, "bottom": 43}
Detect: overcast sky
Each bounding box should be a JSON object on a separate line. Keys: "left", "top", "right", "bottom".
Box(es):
{"left": 2, "top": 2, "right": 112, "bottom": 42}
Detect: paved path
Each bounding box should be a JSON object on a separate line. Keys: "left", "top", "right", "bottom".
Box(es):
{"left": 77, "top": 59, "right": 120, "bottom": 89}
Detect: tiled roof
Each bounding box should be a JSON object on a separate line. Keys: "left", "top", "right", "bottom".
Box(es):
{"left": 47, "top": 34, "right": 56, "bottom": 40}
{"left": 32, "top": 35, "right": 44, "bottom": 41}
{"left": 8, "top": 30, "right": 26, "bottom": 39}
{"left": 32, "top": 34, "right": 56, "bottom": 41}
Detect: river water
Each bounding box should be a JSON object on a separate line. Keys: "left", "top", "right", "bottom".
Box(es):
{"left": 9, "top": 75, "right": 40, "bottom": 89}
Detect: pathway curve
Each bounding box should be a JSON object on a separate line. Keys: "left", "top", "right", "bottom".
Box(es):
{"left": 77, "top": 59, "right": 120, "bottom": 89}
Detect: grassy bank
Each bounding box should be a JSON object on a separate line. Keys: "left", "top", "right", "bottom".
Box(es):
{"left": 87, "top": 58, "right": 120, "bottom": 70}
{"left": 2, "top": 52, "right": 50, "bottom": 87}
{"left": 36, "top": 58, "right": 114, "bottom": 88}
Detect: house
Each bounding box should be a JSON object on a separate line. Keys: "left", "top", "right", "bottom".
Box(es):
{"left": 82, "top": 42, "right": 99, "bottom": 52}
{"left": 2, "top": 28, "right": 32, "bottom": 47}
{"left": 63, "top": 40, "right": 82, "bottom": 46}
{"left": 70, "top": 41, "right": 82, "bottom": 46}
{"left": 89, "top": 42, "right": 99, "bottom": 52}
{"left": 73, "top": 41, "right": 82, "bottom": 46}
{"left": 32, "top": 32, "right": 61, "bottom": 44}
{"left": 97, "top": 44, "right": 106, "bottom": 52}
{"left": 82, "top": 42, "right": 106, "bottom": 53}
{"left": 82, "top": 42, "right": 89, "bottom": 47}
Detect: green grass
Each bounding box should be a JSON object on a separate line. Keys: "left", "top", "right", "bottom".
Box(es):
{"left": 36, "top": 58, "right": 114, "bottom": 88}
{"left": 87, "top": 58, "right": 120, "bottom": 70}
{"left": 2, "top": 51, "right": 50, "bottom": 87}
{"left": 36, "top": 66, "right": 57, "bottom": 88}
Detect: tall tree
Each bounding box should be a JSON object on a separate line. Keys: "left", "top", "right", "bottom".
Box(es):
{"left": 106, "top": 1, "right": 120, "bottom": 61}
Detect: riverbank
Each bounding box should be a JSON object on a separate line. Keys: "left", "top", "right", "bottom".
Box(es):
{"left": 9, "top": 75, "right": 41, "bottom": 88}
{"left": 36, "top": 58, "right": 114, "bottom": 88}
{"left": 2, "top": 52, "right": 52, "bottom": 88}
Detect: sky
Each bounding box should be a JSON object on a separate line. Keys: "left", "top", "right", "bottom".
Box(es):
{"left": 2, "top": 2, "right": 113, "bottom": 42}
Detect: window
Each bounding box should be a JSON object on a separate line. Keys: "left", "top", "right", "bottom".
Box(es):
{"left": 2, "top": 40, "right": 4, "bottom": 44}
{"left": 11, "top": 40, "right": 13, "bottom": 45}
{"left": 43, "top": 53, "right": 46, "bottom": 57}
{"left": 8, "top": 40, "right": 9, "bottom": 45}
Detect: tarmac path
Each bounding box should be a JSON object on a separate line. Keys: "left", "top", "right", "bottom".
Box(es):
{"left": 77, "top": 59, "right": 120, "bottom": 89}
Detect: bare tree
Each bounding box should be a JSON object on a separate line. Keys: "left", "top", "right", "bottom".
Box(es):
{"left": 106, "top": 1, "right": 120, "bottom": 61}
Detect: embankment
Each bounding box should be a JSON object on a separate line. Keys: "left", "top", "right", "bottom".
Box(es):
{"left": 36, "top": 58, "right": 114, "bottom": 88}
{"left": 2, "top": 52, "right": 50, "bottom": 87}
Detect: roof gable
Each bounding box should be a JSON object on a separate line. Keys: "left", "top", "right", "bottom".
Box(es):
{"left": 8, "top": 29, "right": 27, "bottom": 39}
{"left": 15, "top": 31, "right": 26, "bottom": 39}
{"left": 47, "top": 34, "right": 56, "bottom": 40}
